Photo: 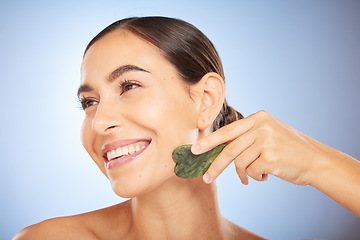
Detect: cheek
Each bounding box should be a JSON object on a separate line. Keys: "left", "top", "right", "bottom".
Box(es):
{"left": 141, "top": 89, "right": 197, "bottom": 128}
{"left": 81, "top": 117, "right": 107, "bottom": 175}
{"left": 138, "top": 91, "right": 199, "bottom": 169}
{"left": 86, "top": 85, "right": 199, "bottom": 197}
{"left": 159, "top": 94, "right": 198, "bottom": 140}
{"left": 80, "top": 118, "right": 92, "bottom": 152}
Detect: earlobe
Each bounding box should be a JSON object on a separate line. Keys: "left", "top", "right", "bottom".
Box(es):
{"left": 196, "top": 72, "right": 225, "bottom": 130}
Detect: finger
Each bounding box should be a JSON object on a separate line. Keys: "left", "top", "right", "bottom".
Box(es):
{"left": 203, "top": 130, "right": 255, "bottom": 184}
{"left": 262, "top": 174, "right": 269, "bottom": 181}
{"left": 192, "top": 115, "right": 256, "bottom": 155}
{"left": 246, "top": 156, "right": 269, "bottom": 181}
{"left": 234, "top": 144, "right": 261, "bottom": 185}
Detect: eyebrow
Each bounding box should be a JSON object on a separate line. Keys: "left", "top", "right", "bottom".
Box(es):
{"left": 77, "top": 64, "right": 149, "bottom": 98}
{"left": 77, "top": 84, "right": 92, "bottom": 99}
{"left": 107, "top": 64, "right": 149, "bottom": 83}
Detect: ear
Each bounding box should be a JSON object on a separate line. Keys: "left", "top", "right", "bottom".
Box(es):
{"left": 196, "top": 72, "right": 225, "bottom": 130}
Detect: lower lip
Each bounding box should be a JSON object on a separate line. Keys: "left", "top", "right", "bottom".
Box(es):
{"left": 105, "top": 144, "right": 149, "bottom": 169}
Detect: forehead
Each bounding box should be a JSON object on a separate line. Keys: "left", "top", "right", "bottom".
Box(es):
{"left": 81, "top": 30, "right": 166, "bottom": 83}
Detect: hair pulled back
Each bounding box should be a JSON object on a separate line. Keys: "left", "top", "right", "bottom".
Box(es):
{"left": 85, "top": 16, "right": 243, "bottom": 131}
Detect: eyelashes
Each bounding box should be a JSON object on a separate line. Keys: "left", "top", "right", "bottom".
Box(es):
{"left": 78, "top": 79, "right": 141, "bottom": 111}
{"left": 78, "top": 97, "right": 98, "bottom": 110}
{"left": 119, "top": 79, "right": 141, "bottom": 94}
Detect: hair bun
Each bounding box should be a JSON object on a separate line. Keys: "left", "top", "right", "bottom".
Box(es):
{"left": 213, "top": 100, "right": 244, "bottom": 131}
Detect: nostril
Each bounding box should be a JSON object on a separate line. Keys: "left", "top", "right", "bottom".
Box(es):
{"left": 92, "top": 106, "right": 121, "bottom": 134}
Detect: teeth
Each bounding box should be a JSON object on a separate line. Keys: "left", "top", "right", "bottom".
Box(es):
{"left": 122, "top": 146, "right": 129, "bottom": 156}
{"left": 129, "top": 145, "right": 135, "bottom": 154}
{"left": 107, "top": 150, "right": 116, "bottom": 160}
{"left": 106, "top": 143, "right": 145, "bottom": 161}
{"left": 115, "top": 147, "right": 122, "bottom": 156}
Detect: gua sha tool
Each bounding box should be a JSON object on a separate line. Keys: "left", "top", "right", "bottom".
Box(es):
{"left": 173, "top": 144, "right": 227, "bottom": 178}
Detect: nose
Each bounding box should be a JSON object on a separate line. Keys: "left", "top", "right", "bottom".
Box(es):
{"left": 92, "top": 99, "right": 122, "bottom": 135}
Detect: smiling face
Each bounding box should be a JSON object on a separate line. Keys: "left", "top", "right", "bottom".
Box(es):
{"left": 79, "top": 30, "right": 201, "bottom": 198}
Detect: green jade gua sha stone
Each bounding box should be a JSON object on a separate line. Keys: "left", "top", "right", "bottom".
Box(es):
{"left": 173, "top": 144, "right": 227, "bottom": 178}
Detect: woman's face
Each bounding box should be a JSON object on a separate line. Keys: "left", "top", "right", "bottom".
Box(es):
{"left": 79, "top": 30, "right": 200, "bottom": 197}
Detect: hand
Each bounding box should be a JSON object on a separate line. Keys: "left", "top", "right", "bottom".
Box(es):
{"left": 192, "top": 110, "right": 360, "bottom": 216}
{"left": 192, "top": 110, "right": 323, "bottom": 185}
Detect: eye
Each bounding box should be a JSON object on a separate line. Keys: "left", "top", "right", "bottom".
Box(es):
{"left": 120, "top": 80, "right": 141, "bottom": 95}
{"left": 79, "top": 97, "right": 98, "bottom": 110}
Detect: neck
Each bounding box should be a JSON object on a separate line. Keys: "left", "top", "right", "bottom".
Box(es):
{"left": 129, "top": 176, "right": 225, "bottom": 240}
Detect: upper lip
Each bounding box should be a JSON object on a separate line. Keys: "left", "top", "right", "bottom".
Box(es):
{"left": 101, "top": 138, "right": 152, "bottom": 157}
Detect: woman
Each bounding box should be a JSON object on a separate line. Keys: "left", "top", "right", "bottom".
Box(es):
{"left": 14, "top": 16, "right": 360, "bottom": 240}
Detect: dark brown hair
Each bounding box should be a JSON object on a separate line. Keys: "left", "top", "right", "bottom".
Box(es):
{"left": 85, "top": 16, "right": 243, "bottom": 131}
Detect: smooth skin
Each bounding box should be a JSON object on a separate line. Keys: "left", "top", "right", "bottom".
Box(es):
{"left": 14, "top": 28, "right": 360, "bottom": 240}
{"left": 192, "top": 110, "right": 360, "bottom": 217}
{"left": 13, "top": 30, "right": 264, "bottom": 239}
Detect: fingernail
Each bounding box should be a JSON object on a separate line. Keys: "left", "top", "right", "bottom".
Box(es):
{"left": 203, "top": 173, "right": 212, "bottom": 184}
{"left": 262, "top": 174, "right": 269, "bottom": 181}
{"left": 191, "top": 143, "right": 200, "bottom": 154}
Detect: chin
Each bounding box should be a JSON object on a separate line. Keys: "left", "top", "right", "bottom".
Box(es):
{"left": 112, "top": 188, "right": 139, "bottom": 199}
{"left": 110, "top": 170, "right": 177, "bottom": 198}
{"left": 111, "top": 183, "right": 157, "bottom": 199}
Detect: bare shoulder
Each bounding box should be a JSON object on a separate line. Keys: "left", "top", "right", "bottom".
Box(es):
{"left": 13, "top": 200, "right": 132, "bottom": 240}
{"left": 223, "top": 218, "right": 267, "bottom": 240}
{"left": 12, "top": 216, "right": 98, "bottom": 240}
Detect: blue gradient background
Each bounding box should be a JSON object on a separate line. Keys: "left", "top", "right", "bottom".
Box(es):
{"left": 1, "top": 0, "right": 359, "bottom": 239}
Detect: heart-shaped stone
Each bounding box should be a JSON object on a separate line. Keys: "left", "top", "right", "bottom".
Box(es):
{"left": 173, "top": 144, "right": 227, "bottom": 178}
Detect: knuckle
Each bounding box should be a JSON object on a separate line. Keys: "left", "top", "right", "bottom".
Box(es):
{"left": 255, "top": 124, "right": 276, "bottom": 146}
{"left": 260, "top": 149, "right": 278, "bottom": 167}
{"left": 207, "top": 163, "right": 220, "bottom": 177}
{"left": 224, "top": 146, "right": 235, "bottom": 157}
{"left": 260, "top": 149, "right": 271, "bottom": 160}
{"left": 262, "top": 136, "right": 276, "bottom": 150}
{"left": 223, "top": 146, "right": 237, "bottom": 158}
{"left": 245, "top": 165, "right": 255, "bottom": 176}
{"left": 255, "top": 125, "right": 270, "bottom": 138}
{"left": 258, "top": 116, "right": 273, "bottom": 129}
{"left": 255, "top": 117, "right": 273, "bottom": 132}
{"left": 235, "top": 163, "right": 245, "bottom": 174}
{"left": 255, "top": 130, "right": 274, "bottom": 147}
{"left": 221, "top": 124, "right": 234, "bottom": 136}
{"left": 246, "top": 162, "right": 264, "bottom": 180}
{"left": 270, "top": 168, "right": 280, "bottom": 176}
{"left": 256, "top": 110, "right": 269, "bottom": 120}
{"left": 234, "top": 157, "right": 246, "bottom": 170}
